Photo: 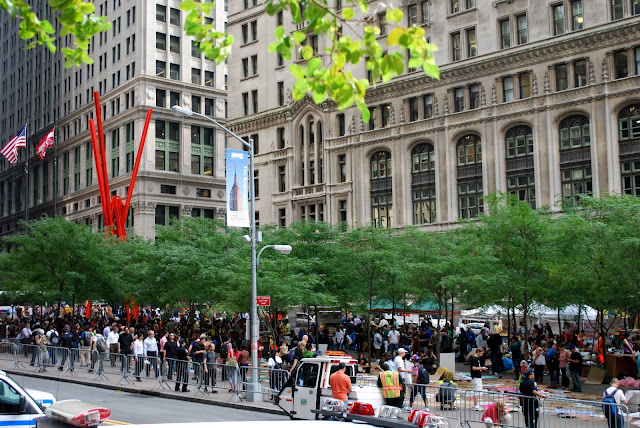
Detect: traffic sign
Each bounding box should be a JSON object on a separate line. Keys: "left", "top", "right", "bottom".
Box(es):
{"left": 257, "top": 296, "right": 270, "bottom": 306}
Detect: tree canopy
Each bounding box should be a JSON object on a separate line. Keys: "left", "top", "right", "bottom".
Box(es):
{"left": 1, "top": 0, "right": 439, "bottom": 119}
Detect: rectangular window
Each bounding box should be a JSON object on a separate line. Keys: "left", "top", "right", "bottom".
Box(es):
{"left": 553, "top": 4, "right": 565, "bottom": 35}
{"left": 574, "top": 59, "right": 587, "bottom": 87}
{"left": 251, "top": 90, "right": 258, "bottom": 113}
{"left": 161, "top": 185, "right": 177, "bottom": 194}
{"left": 170, "top": 91, "right": 179, "bottom": 107}
{"left": 611, "top": 0, "right": 624, "bottom": 20}
{"left": 519, "top": 72, "right": 531, "bottom": 98}
{"left": 451, "top": 0, "right": 460, "bottom": 14}
{"left": 517, "top": 14, "right": 528, "bottom": 44}
{"left": 242, "top": 92, "right": 249, "bottom": 115}
{"left": 277, "top": 81, "right": 284, "bottom": 106}
{"left": 454, "top": 87, "right": 465, "bottom": 112}
{"left": 156, "top": 32, "right": 166, "bottom": 50}
{"left": 191, "top": 41, "right": 200, "bottom": 58}
{"left": 571, "top": 0, "right": 583, "bottom": 30}
{"left": 278, "top": 165, "right": 286, "bottom": 192}
{"left": 157, "top": 61, "right": 167, "bottom": 78}
{"left": 421, "top": 1, "right": 430, "bottom": 22}
{"left": 451, "top": 32, "right": 461, "bottom": 61}
{"left": 277, "top": 127, "right": 286, "bottom": 148}
{"left": 242, "top": 24, "right": 248, "bottom": 44}
{"left": 204, "top": 71, "right": 214, "bottom": 87}
{"left": 503, "top": 76, "right": 514, "bottom": 102}
{"left": 170, "top": 36, "right": 180, "bottom": 53}
{"left": 191, "top": 68, "right": 201, "bottom": 85}
{"left": 192, "top": 96, "right": 201, "bottom": 114}
{"left": 205, "top": 98, "right": 214, "bottom": 116}
{"left": 636, "top": 47, "right": 640, "bottom": 74}
{"left": 469, "top": 84, "right": 480, "bottom": 109}
{"left": 155, "top": 120, "right": 180, "bottom": 172}
{"left": 500, "top": 18, "right": 511, "bottom": 49}
{"left": 409, "top": 97, "right": 419, "bottom": 121}
{"left": 381, "top": 104, "right": 390, "bottom": 127}
{"left": 156, "top": 4, "right": 166, "bottom": 22}
{"left": 634, "top": 0, "right": 640, "bottom": 15}
{"left": 614, "top": 50, "right": 629, "bottom": 79}
{"left": 467, "top": 27, "right": 477, "bottom": 57}
{"left": 406, "top": 6, "right": 417, "bottom": 27}
{"left": 423, "top": 94, "right": 433, "bottom": 119}
{"left": 251, "top": 54, "right": 258, "bottom": 75}
{"left": 338, "top": 154, "right": 346, "bottom": 182}
{"left": 170, "top": 63, "right": 180, "bottom": 80}
{"left": 251, "top": 20, "right": 258, "bottom": 41}
{"left": 254, "top": 170, "right": 259, "bottom": 198}
{"left": 156, "top": 89, "right": 166, "bottom": 108}
{"left": 339, "top": 199, "right": 347, "bottom": 223}
{"left": 556, "top": 63, "right": 568, "bottom": 90}
{"left": 169, "top": 8, "right": 180, "bottom": 26}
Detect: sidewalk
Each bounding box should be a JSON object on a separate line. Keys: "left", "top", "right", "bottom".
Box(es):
{"left": 0, "top": 358, "right": 286, "bottom": 415}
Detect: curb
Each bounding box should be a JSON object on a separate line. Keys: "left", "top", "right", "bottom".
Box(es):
{"left": 4, "top": 368, "right": 287, "bottom": 416}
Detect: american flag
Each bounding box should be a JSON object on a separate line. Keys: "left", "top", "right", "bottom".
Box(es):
{"left": 36, "top": 128, "right": 55, "bottom": 161}
{"left": 1, "top": 125, "right": 27, "bottom": 164}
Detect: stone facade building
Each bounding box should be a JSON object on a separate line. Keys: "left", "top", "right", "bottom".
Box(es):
{"left": 0, "top": 0, "right": 229, "bottom": 239}
{"left": 227, "top": 0, "right": 640, "bottom": 230}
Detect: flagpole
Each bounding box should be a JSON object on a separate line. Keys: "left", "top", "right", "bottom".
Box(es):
{"left": 24, "top": 122, "right": 29, "bottom": 222}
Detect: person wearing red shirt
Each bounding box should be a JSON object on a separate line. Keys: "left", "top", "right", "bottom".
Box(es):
{"left": 482, "top": 401, "right": 511, "bottom": 427}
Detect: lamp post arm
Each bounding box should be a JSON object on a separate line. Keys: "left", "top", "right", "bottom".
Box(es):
{"left": 190, "top": 111, "right": 251, "bottom": 151}
{"left": 256, "top": 245, "right": 276, "bottom": 270}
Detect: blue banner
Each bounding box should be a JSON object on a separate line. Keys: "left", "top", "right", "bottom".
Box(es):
{"left": 226, "top": 149, "right": 249, "bottom": 227}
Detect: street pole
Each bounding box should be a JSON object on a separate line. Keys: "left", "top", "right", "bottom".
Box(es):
{"left": 170, "top": 106, "right": 260, "bottom": 401}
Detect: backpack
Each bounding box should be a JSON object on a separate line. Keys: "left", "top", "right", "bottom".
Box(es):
{"left": 83, "top": 331, "right": 94, "bottom": 346}
{"left": 273, "top": 359, "right": 283, "bottom": 370}
{"left": 417, "top": 366, "right": 430, "bottom": 385}
{"left": 220, "top": 342, "right": 229, "bottom": 359}
{"left": 602, "top": 388, "right": 620, "bottom": 417}
{"left": 50, "top": 331, "right": 59, "bottom": 345}
{"left": 546, "top": 348, "right": 558, "bottom": 367}
{"left": 95, "top": 334, "right": 107, "bottom": 352}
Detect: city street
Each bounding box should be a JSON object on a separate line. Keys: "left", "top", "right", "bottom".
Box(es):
{"left": 10, "top": 374, "right": 289, "bottom": 425}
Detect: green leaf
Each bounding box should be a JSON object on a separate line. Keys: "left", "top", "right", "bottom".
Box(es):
{"left": 301, "top": 45, "right": 313, "bottom": 60}
{"left": 342, "top": 7, "right": 353, "bottom": 20}
{"left": 387, "top": 28, "right": 404, "bottom": 46}
{"left": 180, "top": 0, "right": 197, "bottom": 12}
{"left": 292, "top": 79, "right": 308, "bottom": 100}
{"left": 357, "top": 100, "right": 370, "bottom": 122}
{"left": 290, "top": 63, "right": 305, "bottom": 79}
{"left": 293, "top": 31, "right": 306, "bottom": 44}
{"left": 275, "top": 25, "right": 284, "bottom": 39}
{"left": 306, "top": 57, "right": 322, "bottom": 76}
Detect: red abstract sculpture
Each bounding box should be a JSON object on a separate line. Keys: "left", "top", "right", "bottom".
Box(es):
{"left": 88, "top": 91, "right": 152, "bottom": 240}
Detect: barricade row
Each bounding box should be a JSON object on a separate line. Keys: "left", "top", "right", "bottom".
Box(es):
{"left": 0, "top": 347, "right": 629, "bottom": 427}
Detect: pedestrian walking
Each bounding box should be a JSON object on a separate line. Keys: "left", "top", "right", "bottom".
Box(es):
{"left": 603, "top": 378, "right": 627, "bottom": 428}
{"left": 470, "top": 347, "right": 488, "bottom": 412}
{"left": 568, "top": 344, "right": 583, "bottom": 392}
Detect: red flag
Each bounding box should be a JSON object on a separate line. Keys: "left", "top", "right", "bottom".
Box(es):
{"left": 85, "top": 301, "right": 92, "bottom": 318}
{"left": 36, "top": 128, "right": 55, "bottom": 161}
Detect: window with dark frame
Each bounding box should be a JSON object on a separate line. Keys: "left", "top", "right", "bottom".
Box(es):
{"left": 500, "top": 18, "right": 510, "bottom": 49}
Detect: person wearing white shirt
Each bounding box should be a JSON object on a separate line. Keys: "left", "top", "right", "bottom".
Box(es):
{"left": 388, "top": 326, "right": 400, "bottom": 355}
{"left": 107, "top": 326, "right": 120, "bottom": 366}
{"left": 133, "top": 334, "right": 144, "bottom": 382}
{"left": 603, "top": 378, "right": 627, "bottom": 428}
{"left": 393, "top": 348, "right": 412, "bottom": 388}
{"left": 335, "top": 328, "right": 345, "bottom": 351}
{"left": 143, "top": 330, "right": 159, "bottom": 378}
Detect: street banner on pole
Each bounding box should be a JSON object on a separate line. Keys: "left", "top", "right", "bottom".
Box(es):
{"left": 226, "top": 149, "right": 249, "bottom": 227}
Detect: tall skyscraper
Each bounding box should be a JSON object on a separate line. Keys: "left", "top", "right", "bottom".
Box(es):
{"left": 0, "top": 0, "right": 229, "bottom": 239}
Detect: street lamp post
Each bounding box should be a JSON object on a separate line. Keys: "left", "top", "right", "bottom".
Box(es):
{"left": 171, "top": 105, "right": 263, "bottom": 400}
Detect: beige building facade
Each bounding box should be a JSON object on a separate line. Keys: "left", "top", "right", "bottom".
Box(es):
{"left": 227, "top": 0, "right": 640, "bottom": 230}
{"left": 0, "top": 0, "right": 229, "bottom": 239}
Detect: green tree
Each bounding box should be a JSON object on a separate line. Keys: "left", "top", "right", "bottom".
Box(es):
{"left": 3, "top": 0, "right": 438, "bottom": 118}
{"left": 463, "top": 192, "right": 552, "bottom": 349}
{"left": 0, "top": 217, "right": 125, "bottom": 313}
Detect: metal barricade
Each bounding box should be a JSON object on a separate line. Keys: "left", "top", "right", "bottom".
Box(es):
{"left": 57, "top": 347, "right": 77, "bottom": 375}
{"left": 163, "top": 358, "right": 201, "bottom": 396}
{"left": 403, "top": 383, "right": 463, "bottom": 417}
{"left": 94, "top": 352, "right": 134, "bottom": 385}
{"left": 0, "top": 343, "right": 17, "bottom": 367}
{"left": 15, "top": 344, "right": 49, "bottom": 372}
{"left": 463, "top": 389, "right": 531, "bottom": 428}
{"left": 542, "top": 395, "right": 629, "bottom": 428}
{"left": 260, "top": 367, "right": 289, "bottom": 402}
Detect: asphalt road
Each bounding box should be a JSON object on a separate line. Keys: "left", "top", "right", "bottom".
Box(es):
{"left": 9, "top": 373, "right": 289, "bottom": 425}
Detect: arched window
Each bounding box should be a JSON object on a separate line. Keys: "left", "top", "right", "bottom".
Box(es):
{"left": 559, "top": 115, "right": 592, "bottom": 202}
{"left": 619, "top": 104, "right": 640, "bottom": 196}
{"left": 370, "top": 151, "right": 393, "bottom": 228}
{"left": 411, "top": 143, "right": 436, "bottom": 224}
{"left": 457, "top": 134, "right": 482, "bottom": 166}
{"left": 456, "top": 135, "right": 483, "bottom": 219}
{"left": 559, "top": 115, "right": 590, "bottom": 150}
{"left": 505, "top": 126, "right": 535, "bottom": 208}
